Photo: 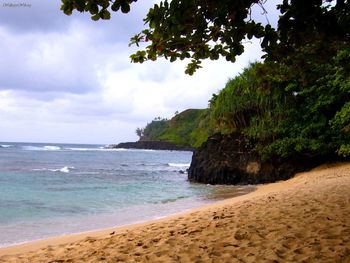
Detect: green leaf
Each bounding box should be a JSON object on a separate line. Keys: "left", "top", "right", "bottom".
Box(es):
{"left": 75, "top": 0, "right": 86, "bottom": 12}
{"left": 89, "top": 3, "right": 99, "bottom": 15}
{"left": 121, "top": 2, "right": 130, "bottom": 13}
{"left": 101, "top": 10, "right": 111, "bottom": 20}
{"left": 91, "top": 13, "right": 100, "bottom": 21}
{"left": 111, "top": 1, "right": 120, "bottom": 12}
{"left": 61, "top": 2, "right": 73, "bottom": 16}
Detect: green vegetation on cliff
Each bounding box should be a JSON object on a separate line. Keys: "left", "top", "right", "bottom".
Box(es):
{"left": 137, "top": 109, "right": 213, "bottom": 148}
{"left": 210, "top": 43, "right": 350, "bottom": 159}
{"left": 138, "top": 41, "right": 350, "bottom": 158}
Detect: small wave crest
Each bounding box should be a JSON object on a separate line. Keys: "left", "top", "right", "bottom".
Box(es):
{"left": 33, "top": 166, "right": 74, "bottom": 173}
{"left": 65, "top": 147, "right": 118, "bottom": 151}
{"left": 58, "top": 166, "right": 74, "bottom": 173}
{"left": 112, "top": 148, "right": 128, "bottom": 151}
{"left": 65, "top": 147, "right": 91, "bottom": 151}
{"left": 22, "top": 145, "right": 61, "bottom": 151}
{"left": 44, "top": 146, "right": 61, "bottom": 151}
{"left": 168, "top": 163, "right": 190, "bottom": 168}
{"left": 0, "top": 144, "right": 13, "bottom": 148}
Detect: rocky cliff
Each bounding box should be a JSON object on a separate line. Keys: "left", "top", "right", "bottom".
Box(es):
{"left": 188, "top": 133, "right": 335, "bottom": 185}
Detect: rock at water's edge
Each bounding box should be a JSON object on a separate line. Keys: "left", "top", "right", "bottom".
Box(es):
{"left": 188, "top": 133, "right": 335, "bottom": 185}
{"left": 106, "top": 141, "right": 194, "bottom": 151}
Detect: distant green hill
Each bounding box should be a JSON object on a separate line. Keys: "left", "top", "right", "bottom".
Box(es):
{"left": 137, "top": 109, "right": 213, "bottom": 148}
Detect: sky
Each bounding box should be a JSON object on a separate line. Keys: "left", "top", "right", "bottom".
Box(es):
{"left": 0, "top": 0, "right": 281, "bottom": 144}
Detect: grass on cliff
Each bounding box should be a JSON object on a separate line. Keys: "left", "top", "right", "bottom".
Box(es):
{"left": 139, "top": 109, "right": 213, "bottom": 148}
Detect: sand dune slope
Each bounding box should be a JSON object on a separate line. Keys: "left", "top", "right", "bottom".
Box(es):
{"left": 1, "top": 163, "right": 350, "bottom": 262}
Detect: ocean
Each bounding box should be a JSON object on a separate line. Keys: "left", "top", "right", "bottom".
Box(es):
{"left": 0, "top": 142, "right": 254, "bottom": 247}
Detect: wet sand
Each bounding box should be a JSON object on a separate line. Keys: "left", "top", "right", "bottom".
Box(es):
{"left": 0, "top": 162, "right": 349, "bottom": 262}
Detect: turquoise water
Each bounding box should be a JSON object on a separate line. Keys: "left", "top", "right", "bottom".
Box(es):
{"left": 0, "top": 142, "right": 254, "bottom": 247}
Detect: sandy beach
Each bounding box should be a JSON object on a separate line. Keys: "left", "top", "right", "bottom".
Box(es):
{"left": 0, "top": 162, "right": 349, "bottom": 262}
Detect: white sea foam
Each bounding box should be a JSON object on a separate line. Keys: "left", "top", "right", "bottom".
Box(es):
{"left": 66, "top": 147, "right": 131, "bottom": 152}
{"left": 168, "top": 163, "right": 190, "bottom": 167}
{"left": 72, "top": 147, "right": 157, "bottom": 152}
{"left": 0, "top": 144, "right": 12, "bottom": 148}
{"left": 65, "top": 147, "right": 91, "bottom": 151}
{"left": 65, "top": 147, "right": 115, "bottom": 151}
{"left": 43, "top": 146, "right": 61, "bottom": 151}
{"left": 58, "top": 166, "right": 73, "bottom": 173}
{"left": 48, "top": 166, "right": 74, "bottom": 173}
{"left": 33, "top": 166, "right": 74, "bottom": 173}
{"left": 22, "top": 145, "right": 61, "bottom": 151}
{"left": 100, "top": 148, "right": 130, "bottom": 152}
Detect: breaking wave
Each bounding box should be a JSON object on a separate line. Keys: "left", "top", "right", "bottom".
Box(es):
{"left": 168, "top": 163, "right": 191, "bottom": 168}
{"left": 22, "top": 145, "right": 61, "bottom": 151}
{"left": 0, "top": 145, "right": 13, "bottom": 148}
{"left": 33, "top": 166, "right": 75, "bottom": 173}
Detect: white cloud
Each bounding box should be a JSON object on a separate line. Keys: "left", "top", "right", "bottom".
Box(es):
{"left": 0, "top": 24, "right": 106, "bottom": 93}
{"left": 0, "top": 38, "right": 264, "bottom": 143}
{"left": 0, "top": 1, "right": 277, "bottom": 144}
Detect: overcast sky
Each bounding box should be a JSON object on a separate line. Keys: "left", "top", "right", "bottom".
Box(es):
{"left": 0, "top": 0, "right": 281, "bottom": 144}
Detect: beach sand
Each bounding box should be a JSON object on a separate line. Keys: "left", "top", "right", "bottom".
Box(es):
{"left": 0, "top": 162, "right": 349, "bottom": 262}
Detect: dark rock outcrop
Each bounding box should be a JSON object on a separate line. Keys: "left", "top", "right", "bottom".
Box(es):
{"left": 188, "top": 133, "right": 335, "bottom": 185}
{"left": 106, "top": 140, "right": 194, "bottom": 151}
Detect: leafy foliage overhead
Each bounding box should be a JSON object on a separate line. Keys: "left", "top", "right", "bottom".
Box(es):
{"left": 61, "top": 0, "right": 349, "bottom": 74}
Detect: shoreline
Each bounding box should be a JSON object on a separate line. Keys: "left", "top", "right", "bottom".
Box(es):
{"left": 1, "top": 162, "right": 350, "bottom": 261}
{"left": 0, "top": 186, "right": 256, "bottom": 256}
{"left": 0, "top": 185, "right": 255, "bottom": 251}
